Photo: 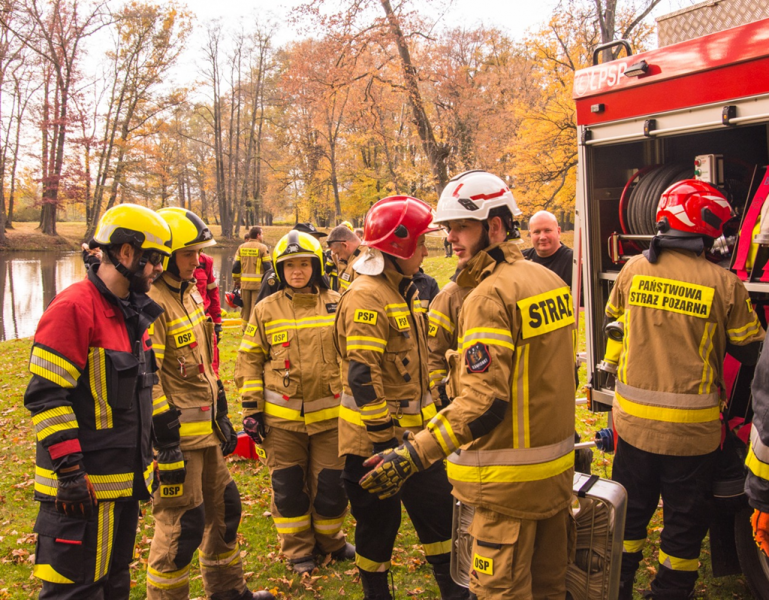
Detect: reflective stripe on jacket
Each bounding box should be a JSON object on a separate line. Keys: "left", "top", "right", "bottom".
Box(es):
{"left": 606, "top": 249, "right": 764, "bottom": 456}
{"left": 25, "top": 266, "right": 161, "bottom": 502}
{"left": 427, "top": 281, "right": 471, "bottom": 389}
{"left": 235, "top": 287, "right": 342, "bottom": 435}
{"left": 411, "top": 241, "right": 577, "bottom": 520}
{"left": 233, "top": 241, "right": 269, "bottom": 290}
{"left": 746, "top": 339, "right": 769, "bottom": 512}
{"left": 334, "top": 268, "right": 435, "bottom": 457}
{"left": 149, "top": 272, "right": 220, "bottom": 450}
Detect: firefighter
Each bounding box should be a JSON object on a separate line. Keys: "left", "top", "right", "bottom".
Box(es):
{"left": 25, "top": 204, "right": 171, "bottom": 599}
{"left": 747, "top": 344, "right": 769, "bottom": 558}
{"left": 360, "top": 171, "right": 577, "bottom": 600}
{"left": 334, "top": 195, "right": 468, "bottom": 600}
{"left": 146, "top": 208, "right": 274, "bottom": 600}
{"left": 233, "top": 226, "right": 270, "bottom": 326}
{"left": 603, "top": 180, "right": 764, "bottom": 600}
{"left": 327, "top": 224, "right": 363, "bottom": 293}
{"left": 235, "top": 231, "right": 354, "bottom": 575}
{"left": 195, "top": 251, "right": 223, "bottom": 375}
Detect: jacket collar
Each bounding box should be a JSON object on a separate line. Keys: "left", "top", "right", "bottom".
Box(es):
{"left": 89, "top": 264, "right": 164, "bottom": 333}
{"left": 456, "top": 240, "right": 524, "bottom": 288}
{"left": 159, "top": 271, "right": 195, "bottom": 300}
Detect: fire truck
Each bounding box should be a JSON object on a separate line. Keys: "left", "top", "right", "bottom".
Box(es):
{"left": 572, "top": 2, "right": 769, "bottom": 596}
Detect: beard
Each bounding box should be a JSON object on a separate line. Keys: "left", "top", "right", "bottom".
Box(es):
{"left": 128, "top": 256, "right": 155, "bottom": 294}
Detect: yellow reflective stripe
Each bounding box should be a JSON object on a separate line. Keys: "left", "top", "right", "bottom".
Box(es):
{"left": 747, "top": 446, "right": 769, "bottom": 481}
{"left": 179, "top": 421, "right": 213, "bottom": 437}
{"left": 35, "top": 421, "right": 79, "bottom": 442}
{"left": 153, "top": 396, "right": 169, "bottom": 416}
{"left": 339, "top": 405, "right": 363, "bottom": 426}
{"left": 619, "top": 310, "right": 630, "bottom": 383}
{"left": 432, "top": 412, "right": 460, "bottom": 451}
{"left": 95, "top": 501, "right": 115, "bottom": 581}
{"left": 35, "top": 468, "right": 135, "bottom": 500}
{"left": 728, "top": 318, "right": 762, "bottom": 342}
{"left": 313, "top": 517, "right": 345, "bottom": 533}
{"left": 511, "top": 344, "right": 530, "bottom": 449}
{"left": 158, "top": 461, "right": 185, "bottom": 471}
{"left": 239, "top": 380, "right": 264, "bottom": 394}
{"left": 264, "top": 402, "right": 304, "bottom": 422}
{"left": 34, "top": 564, "right": 74, "bottom": 584}
{"left": 397, "top": 413, "right": 424, "bottom": 428}
{"left": 30, "top": 346, "right": 80, "bottom": 388}
{"left": 422, "top": 403, "right": 437, "bottom": 421}
{"left": 199, "top": 547, "right": 241, "bottom": 569}
{"left": 167, "top": 308, "right": 206, "bottom": 334}
{"left": 615, "top": 391, "right": 720, "bottom": 424}
{"left": 429, "top": 369, "right": 447, "bottom": 386}
{"left": 32, "top": 405, "right": 74, "bottom": 425}
{"left": 356, "top": 553, "right": 390, "bottom": 572}
{"left": 340, "top": 278, "right": 351, "bottom": 290}
{"left": 144, "top": 463, "right": 154, "bottom": 494}
{"left": 238, "top": 339, "right": 266, "bottom": 353}
{"left": 624, "top": 539, "right": 645, "bottom": 553}
{"left": 462, "top": 327, "right": 515, "bottom": 351}
{"left": 447, "top": 451, "right": 574, "bottom": 483}
{"left": 32, "top": 406, "right": 78, "bottom": 441}
{"left": 274, "top": 514, "right": 311, "bottom": 533}
{"left": 606, "top": 302, "right": 621, "bottom": 318}
{"left": 360, "top": 400, "right": 389, "bottom": 421}
{"left": 241, "top": 275, "right": 263, "bottom": 282}
{"left": 89, "top": 347, "right": 112, "bottom": 430}
{"left": 347, "top": 335, "right": 386, "bottom": 353}
{"left": 384, "top": 303, "right": 409, "bottom": 317}
{"left": 658, "top": 550, "right": 698, "bottom": 571}
{"left": 423, "top": 539, "right": 452, "bottom": 556}
{"left": 147, "top": 564, "right": 190, "bottom": 590}
{"left": 428, "top": 309, "right": 454, "bottom": 334}
{"left": 697, "top": 323, "right": 716, "bottom": 395}
{"left": 305, "top": 405, "right": 340, "bottom": 425}
{"left": 264, "top": 315, "right": 335, "bottom": 333}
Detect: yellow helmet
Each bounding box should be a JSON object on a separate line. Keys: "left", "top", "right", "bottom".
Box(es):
{"left": 341, "top": 220, "right": 354, "bottom": 231}
{"left": 272, "top": 231, "right": 326, "bottom": 287}
{"left": 157, "top": 208, "right": 216, "bottom": 254}
{"left": 92, "top": 204, "right": 172, "bottom": 255}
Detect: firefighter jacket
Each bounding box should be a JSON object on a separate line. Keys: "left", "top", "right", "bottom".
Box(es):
{"left": 409, "top": 241, "right": 577, "bottom": 520}
{"left": 25, "top": 266, "right": 162, "bottom": 503}
{"left": 338, "top": 246, "right": 364, "bottom": 293}
{"left": 149, "top": 272, "right": 221, "bottom": 451}
{"left": 234, "top": 287, "right": 343, "bottom": 435}
{"left": 606, "top": 249, "right": 764, "bottom": 457}
{"left": 746, "top": 341, "right": 769, "bottom": 512}
{"left": 325, "top": 250, "right": 340, "bottom": 292}
{"left": 194, "top": 252, "right": 222, "bottom": 324}
{"left": 232, "top": 240, "right": 269, "bottom": 291}
{"left": 333, "top": 268, "right": 436, "bottom": 457}
{"left": 427, "top": 281, "right": 471, "bottom": 390}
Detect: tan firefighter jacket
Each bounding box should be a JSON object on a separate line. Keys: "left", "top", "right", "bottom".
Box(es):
{"left": 149, "top": 272, "right": 221, "bottom": 451}
{"left": 606, "top": 248, "right": 764, "bottom": 456}
{"left": 234, "top": 287, "right": 342, "bottom": 435}
{"left": 334, "top": 267, "right": 436, "bottom": 457}
{"left": 338, "top": 246, "right": 365, "bottom": 293}
{"left": 427, "top": 281, "right": 471, "bottom": 391}
{"left": 410, "top": 241, "right": 576, "bottom": 520}
{"left": 233, "top": 240, "right": 270, "bottom": 291}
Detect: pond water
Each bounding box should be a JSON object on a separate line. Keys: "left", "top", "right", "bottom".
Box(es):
{"left": 0, "top": 247, "right": 238, "bottom": 341}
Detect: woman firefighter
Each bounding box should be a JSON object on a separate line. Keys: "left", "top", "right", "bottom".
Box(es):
{"left": 235, "top": 231, "right": 355, "bottom": 575}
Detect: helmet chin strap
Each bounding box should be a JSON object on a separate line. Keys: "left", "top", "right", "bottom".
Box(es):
{"left": 108, "top": 246, "right": 147, "bottom": 284}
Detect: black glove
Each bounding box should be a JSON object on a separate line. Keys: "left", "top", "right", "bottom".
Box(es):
{"left": 215, "top": 380, "right": 238, "bottom": 456}
{"left": 214, "top": 323, "right": 223, "bottom": 336}
{"left": 56, "top": 464, "right": 97, "bottom": 518}
{"left": 360, "top": 432, "right": 424, "bottom": 499}
{"left": 437, "top": 384, "right": 451, "bottom": 407}
{"left": 156, "top": 447, "right": 186, "bottom": 485}
{"left": 243, "top": 414, "right": 266, "bottom": 444}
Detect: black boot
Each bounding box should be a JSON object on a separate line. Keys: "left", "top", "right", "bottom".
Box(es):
{"left": 432, "top": 562, "right": 470, "bottom": 600}
{"left": 359, "top": 569, "right": 393, "bottom": 600}
{"left": 618, "top": 579, "right": 634, "bottom": 600}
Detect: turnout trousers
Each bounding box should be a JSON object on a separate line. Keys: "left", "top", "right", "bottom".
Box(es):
{"left": 467, "top": 506, "right": 574, "bottom": 600}
{"left": 343, "top": 454, "right": 454, "bottom": 573}
{"left": 613, "top": 436, "right": 716, "bottom": 599}
{"left": 34, "top": 500, "right": 139, "bottom": 600}
{"left": 147, "top": 445, "right": 248, "bottom": 600}
{"left": 240, "top": 290, "right": 258, "bottom": 328}
{"left": 262, "top": 427, "right": 348, "bottom": 562}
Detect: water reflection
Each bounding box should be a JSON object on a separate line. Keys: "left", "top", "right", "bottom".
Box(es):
{"left": 0, "top": 247, "right": 238, "bottom": 341}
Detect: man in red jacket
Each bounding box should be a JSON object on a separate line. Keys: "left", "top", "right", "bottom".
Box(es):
{"left": 194, "top": 251, "right": 223, "bottom": 375}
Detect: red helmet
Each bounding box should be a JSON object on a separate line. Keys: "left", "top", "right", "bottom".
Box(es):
{"left": 225, "top": 289, "right": 243, "bottom": 308}
{"left": 656, "top": 179, "right": 732, "bottom": 238}
{"left": 364, "top": 195, "right": 436, "bottom": 259}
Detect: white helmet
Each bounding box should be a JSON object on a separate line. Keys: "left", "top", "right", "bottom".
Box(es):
{"left": 434, "top": 170, "right": 522, "bottom": 224}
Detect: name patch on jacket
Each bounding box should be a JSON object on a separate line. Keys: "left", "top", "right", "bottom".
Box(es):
{"left": 518, "top": 286, "right": 574, "bottom": 339}
{"left": 326, "top": 303, "right": 338, "bottom": 314}
{"left": 341, "top": 272, "right": 351, "bottom": 282}
{"left": 240, "top": 248, "right": 261, "bottom": 257}
{"left": 272, "top": 331, "right": 288, "bottom": 344}
{"left": 466, "top": 342, "right": 491, "bottom": 373}
{"left": 628, "top": 276, "right": 714, "bottom": 318}
{"left": 245, "top": 323, "right": 257, "bottom": 337}
{"left": 394, "top": 315, "right": 410, "bottom": 330}
{"left": 354, "top": 309, "right": 378, "bottom": 325}
{"left": 160, "top": 484, "right": 183, "bottom": 498}
{"left": 428, "top": 323, "right": 438, "bottom": 337}
{"left": 175, "top": 330, "right": 196, "bottom": 348}
{"left": 473, "top": 553, "right": 493, "bottom": 575}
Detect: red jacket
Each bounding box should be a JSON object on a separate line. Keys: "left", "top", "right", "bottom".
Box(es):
{"left": 195, "top": 252, "right": 222, "bottom": 324}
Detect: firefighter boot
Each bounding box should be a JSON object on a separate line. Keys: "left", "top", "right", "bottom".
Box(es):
{"left": 359, "top": 569, "right": 393, "bottom": 600}
{"left": 618, "top": 579, "right": 634, "bottom": 600}
{"left": 211, "top": 588, "right": 276, "bottom": 600}
{"left": 433, "top": 562, "right": 470, "bottom": 599}
{"left": 331, "top": 542, "right": 356, "bottom": 561}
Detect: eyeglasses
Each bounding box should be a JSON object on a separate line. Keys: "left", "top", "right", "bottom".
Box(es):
{"left": 144, "top": 250, "right": 164, "bottom": 266}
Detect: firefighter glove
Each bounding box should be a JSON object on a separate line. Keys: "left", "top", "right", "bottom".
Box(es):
{"left": 214, "top": 323, "right": 223, "bottom": 336}
{"left": 752, "top": 508, "right": 769, "bottom": 557}
{"left": 55, "top": 464, "right": 97, "bottom": 518}
{"left": 437, "top": 384, "right": 451, "bottom": 407}
{"left": 243, "top": 414, "right": 266, "bottom": 444}
{"left": 360, "top": 432, "right": 424, "bottom": 499}
{"left": 152, "top": 407, "right": 181, "bottom": 450}
{"left": 156, "top": 447, "right": 186, "bottom": 485}
{"left": 218, "top": 415, "right": 238, "bottom": 457}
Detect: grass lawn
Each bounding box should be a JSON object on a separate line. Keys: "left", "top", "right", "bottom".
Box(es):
{"left": 0, "top": 250, "right": 756, "bottom": 599}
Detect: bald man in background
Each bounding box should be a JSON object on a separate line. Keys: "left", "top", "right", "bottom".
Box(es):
{"left": 523, "top": 210, "right": 574, "bottom": 287}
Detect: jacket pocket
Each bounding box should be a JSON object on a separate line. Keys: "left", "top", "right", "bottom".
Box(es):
{"left": 33, "top": 503, "right": 89, "bottom": 584}
{"left": 105, "top": 350, "right": 139, "bottom": 411}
